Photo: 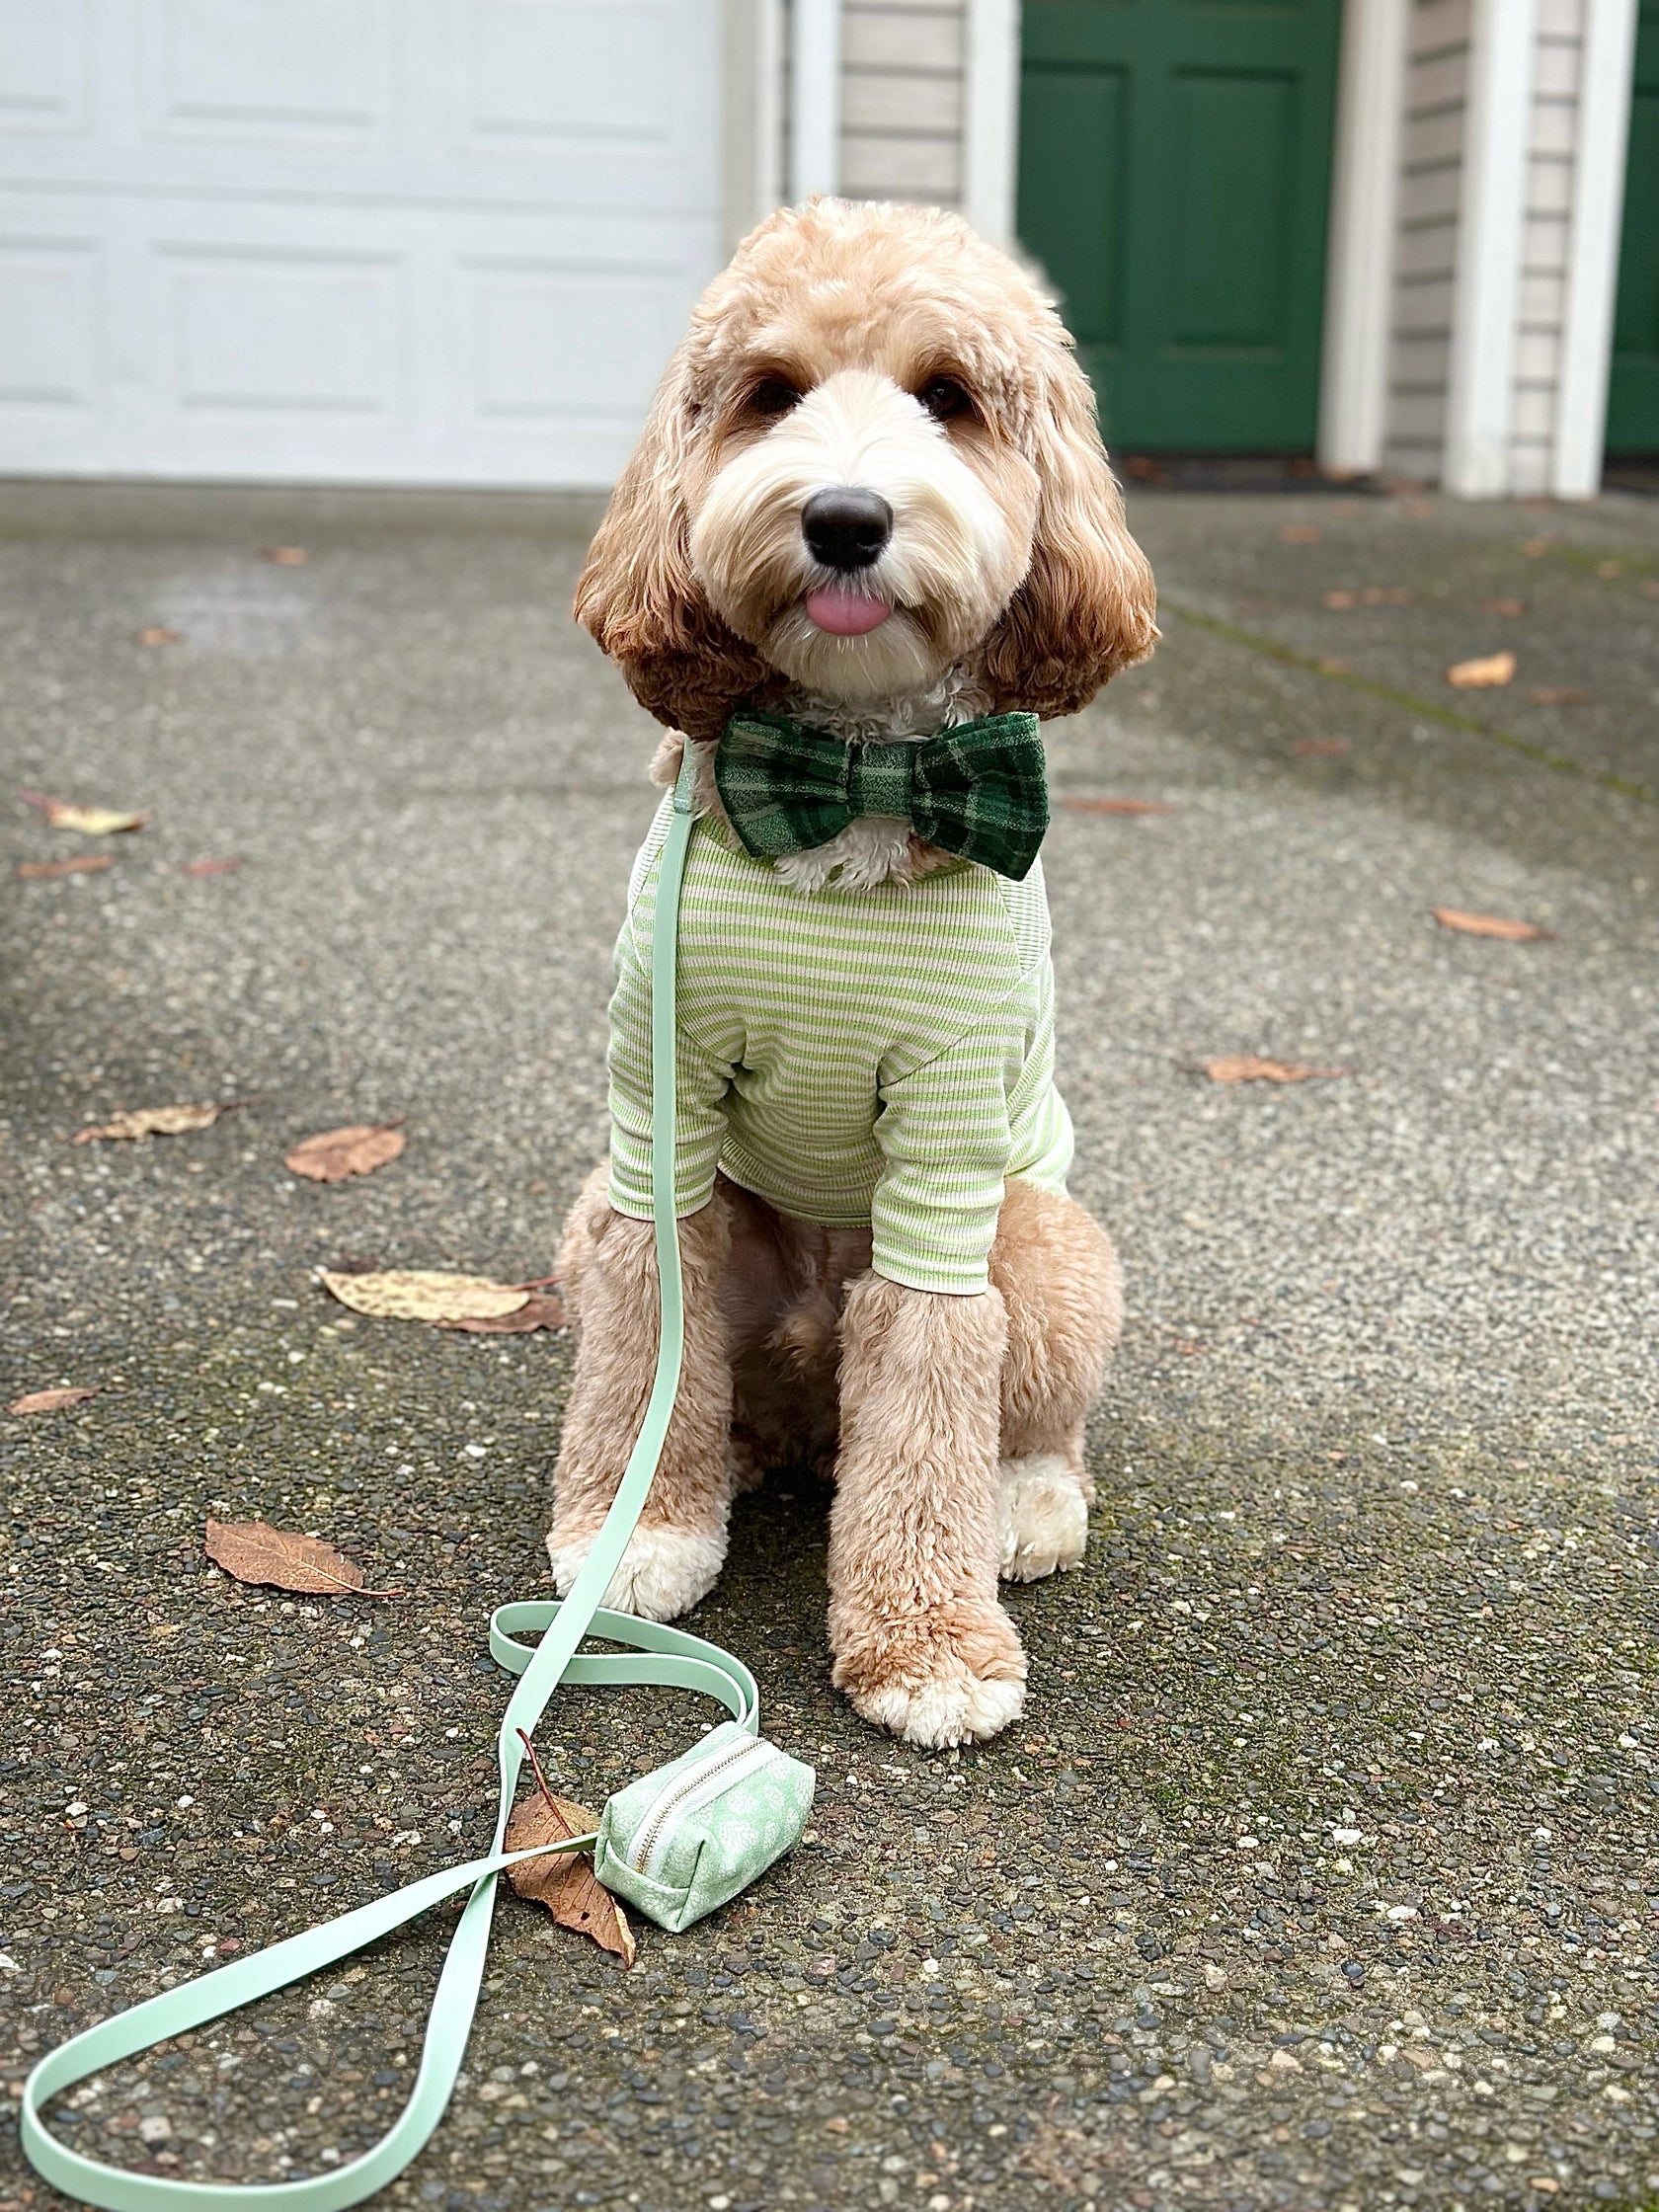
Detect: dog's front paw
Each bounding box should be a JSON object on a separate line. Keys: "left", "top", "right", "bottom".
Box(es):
{"left": 998, "top": 1454, "right": 1088, "bottom": 1581}
{"left": 545, "top": 1521, "right": 726, "bottom": 1622}
{"left": 830, "top": 1600, "right": 1026, "bottom": 1748}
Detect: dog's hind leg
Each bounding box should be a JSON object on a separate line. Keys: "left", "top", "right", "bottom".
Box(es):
{"left": 828, "top": 1274, "right": 1025, "bottom": 1747}
{"left": 989, "top": 1178, "right": 1123, "bottom": 1581}
{"left": 547, "top": 1165, "right": 734, "bottom": 1621}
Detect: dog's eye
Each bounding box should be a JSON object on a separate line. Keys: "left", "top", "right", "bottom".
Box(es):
{"left": 747, "top": 375, "right": 803, "bottom": 419}
{"left": 917, "top": 375, "right": 974, "bottom": 424}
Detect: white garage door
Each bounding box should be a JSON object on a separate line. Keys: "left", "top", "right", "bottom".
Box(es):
{"left": 0, "top": 0, "right": 722, "bottom": 486}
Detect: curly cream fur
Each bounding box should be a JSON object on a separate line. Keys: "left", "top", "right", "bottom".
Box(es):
{"left": 553, "top": 199, "right": 1146, "bottom": 1742}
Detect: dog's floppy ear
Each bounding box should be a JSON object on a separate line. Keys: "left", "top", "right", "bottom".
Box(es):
{"left": 977, "top": 348, "right": 1157, "bottom": 720}
{"left": 574, "top": 343, "right": 766, "bottom": 741}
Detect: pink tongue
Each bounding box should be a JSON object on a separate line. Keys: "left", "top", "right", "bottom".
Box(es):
{"left": 805, "top": 585, "right": 892, "bottom": 637}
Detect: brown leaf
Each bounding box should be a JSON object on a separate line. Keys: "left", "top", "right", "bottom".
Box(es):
{"left": 261, "top": 546, "right": 309, "bottom": 566}
{"left": 18, "top": 855, "right": 113, "bottom": 879}
{"left": 1061, "top": 796, "right": 1173, "bottom": 817}
{"left": 1641, "top": 580, "right": 1659, "bottom": 600}
{"left": 73, "top": 1101, "right": 240, "bottom": 1143}
{"left": 1316, "top": 657, "right": 1352, "bottom": 675}
{"left": 1529, "top": 686, "right": 1592, "bottom": 706}
{"left": 1279, "top": 523, "right": 1322, "bottom": 545}
{"left": 1477, "top": 597, "right": 1527, "bottom": 617}
{"left": 203, "top": 1517, "right": 398, "bottom": 1597}
{"left": 1431, "top": 908, "right": 1548, "bottom": 942}
{"left": 1202, "top": 1056, "right": 1347, "bottom": 1085}
{"left": 1291, "top": 739, "right": 1349, "bottom": 758}
{"left": 9, "top": 1385, "right": 98, "bottom": 1414}
{"left": 285, "top": 1124, "right": 406, "bottom": 1183}
{"left": 1520, "top": 536, "right": 1550, "bottom": 558}
{"left": 21, "top": 794, "right": 150, "bottom": 835}
{"left": 1320, "top": 589, "right": 1358, "bottom": 609}
{"left": 1596, "top": 559, "right": 1622, "bottom": 580}
{"left": 1445, "top": 651, "right": 1515, "bottom": 689}
{"left": 181, "top": 855, "right": 245, "bottom": 876}
{"left": 435, "top": 1292, "right": 566, "bottom": 1335}
{"left": 1362, "top": 585, "right": 1413, "bottom": 605}
{"left": 137, "top": 627, "right": 181, "bottom": 647}
{"left": 317, "top": 1267, "right": 529, "bottom": 1322}
{"left": 505, "top": 1793, "right": 635, "bottom": 1967}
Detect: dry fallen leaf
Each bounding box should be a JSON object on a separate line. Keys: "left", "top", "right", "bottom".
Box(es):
{"left": 1316, "top": 657, "right": 1352, "bottom": 675}
{"left": 1446, "top": 651, "right": 1515, "bottom": 689}
{"left": 1596, "top": 560, "right": 1623, "bottom": 580}
{"left": 1279, "top": 523, "right": 1322, "bottom": 545}
{"left": 317, "top": 1268, "right": 529, "bottom": 1322}
{"left": 1202, "top": 1056, "right": 1347, "bottom": 1085}
{"left": 1641, "top": 580, "right": 1659, "bottom": 600}
{"left": 435, "top": 1292, "right": 566, "bottom": 1335}
{"left": 1061, "top": 796, "right": 1173, "bottom": 816}
{"left": 182, "top": 855, "right": 245, "bottom": 876}
{"left": 137, "top": 627, "right": 181, "bottom": 647}
{"left": 1362, "top": 585, "right": 1413, "bottom": 605}
{"left": 1431, "top": 908, "right": 1548, "bottom": 942}
{"left": 18, "top": 855, "right": 113, "bottom": 879}
{"left": 1291, "top": 739, "right": 1349, "bottom": 757}
{"left": 1521, "top": 536, "right": 1550, "bottom": 558}
{"left": 285, "top": 1124, "right": 406, "bottom": 1183}
{"left": 1529, "top": 686, "right": 1592, "bottom": 706}
{"left": 9, "top": 1386, "right": 98, "bottom": 1415}
{"left": 21, "top": 793, "right": 150, "bottom": 835}
{"left": 507, "top": 1739, "right": 635, "bottom": 1966}
{"left": 1320, "top": 589, "right": 1358, "bottom": 609}
{"left": 203, "top": 1517, "right": 398, "bottom": 1597}
{"left": 1477, "top": 597, "right": 1527, "bottom": 617}
{"left": 261, "top": 546, "right": 309, "bottom": 566}
{"left": 73, "top": 1101, "right": 239, "bottom": 1144}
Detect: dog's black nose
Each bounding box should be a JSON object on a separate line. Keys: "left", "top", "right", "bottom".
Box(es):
{"left": 802, "top": 487, "right": 893, "bottom": 572}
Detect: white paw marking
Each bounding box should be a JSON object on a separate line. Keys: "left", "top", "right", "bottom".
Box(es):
{"left": 998, "top": 1453, "right": 1088, "bottom": 1582}
{"left": 545, "top": 1522, "right": 726, "bottom": 1623}
{"left": 850, "top": 1665, "right": 1025, "bottom": 1749}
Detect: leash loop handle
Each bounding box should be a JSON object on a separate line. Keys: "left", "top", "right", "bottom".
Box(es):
{"left": 22, "top": 749, "right": 708, "bottom": 2212}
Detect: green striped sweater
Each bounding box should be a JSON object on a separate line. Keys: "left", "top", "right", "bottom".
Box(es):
{"left": 606, "top": 795, "right": 1073, "bottom": 1295}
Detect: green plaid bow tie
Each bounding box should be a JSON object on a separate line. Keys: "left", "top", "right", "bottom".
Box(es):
{"left": 713, "top": 710, "right": 1048, "bottom": 881}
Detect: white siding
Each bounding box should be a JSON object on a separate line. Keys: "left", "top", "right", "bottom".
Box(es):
{"left": 1510, "top": 0, "right": 1585, "bottom": 488}
{"left": 1385, "top": 0, "right": 1472, "bottom": 480}
{"left": 778, "top": 0, "right": 968, "bottom": 209}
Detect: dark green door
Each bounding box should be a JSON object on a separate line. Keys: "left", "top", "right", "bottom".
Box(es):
{"left": 1018, "top": 0, "right": 1342, "bottom": 451}
{"left": 1608, "top": 0, "right": 1659, "bottom": 452}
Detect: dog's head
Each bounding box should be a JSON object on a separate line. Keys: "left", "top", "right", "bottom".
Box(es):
{"left": 575, "top": 198, "right": 1157, "bottom": 740}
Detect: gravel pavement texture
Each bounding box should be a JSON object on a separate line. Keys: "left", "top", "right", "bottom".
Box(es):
{"left": 3, "top": 480, "right": 1657, "bottom": 2212}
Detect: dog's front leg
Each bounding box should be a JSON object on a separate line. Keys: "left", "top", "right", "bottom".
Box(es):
{"left": 828, "top": 1272, "right": 1025, "bottom": 1746}
{"left": 547, "top": 1174, "right": 734, "bottom": 1621}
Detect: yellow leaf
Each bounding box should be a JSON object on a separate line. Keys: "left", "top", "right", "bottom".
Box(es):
{"left": 73, "top": 1103, "right": 230, "bottom": 1143}
{"left": 1445, "top": 652, "right": 1515, "bottom": 689}
{"left": 316, "top": 1268, "right": 529, "bottom": 1322}
{"left": 1431, "top": 908, "right": 1547, "bottom": 942}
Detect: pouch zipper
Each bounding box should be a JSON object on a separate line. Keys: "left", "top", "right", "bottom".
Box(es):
{"left": 630, "top": 1734, "right": 770, "bottom": 1875}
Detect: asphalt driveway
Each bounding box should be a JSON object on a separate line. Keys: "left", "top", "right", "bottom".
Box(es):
{"left": 3, "top": 477, "right": 1657, "bottom": 2212}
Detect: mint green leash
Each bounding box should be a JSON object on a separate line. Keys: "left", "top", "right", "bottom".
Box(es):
{"left": 22, "top": 745, "right": 787, "bottom": 2210}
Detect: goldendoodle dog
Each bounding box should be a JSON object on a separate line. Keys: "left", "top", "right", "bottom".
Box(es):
{"left": 550, "top": 197, "right": 1156, "bottom": 1747}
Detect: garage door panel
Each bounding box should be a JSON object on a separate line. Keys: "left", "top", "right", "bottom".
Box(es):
{"left": 164, "top": 247, "right": 403, "bottom": 415}
{"left": 460, "top": 258, "right": 683, "bottom": 425}
{"left": 143, "top": 0, "right": 395, "bottom": 143}
{"left": 0, "top": 0, "right": 719, "bottom": 482}
{"left": 0, "top": 0, "right": 92, "bottom": 136}
{"left": 0, "top": 234, "right": 100, "bottom": 406}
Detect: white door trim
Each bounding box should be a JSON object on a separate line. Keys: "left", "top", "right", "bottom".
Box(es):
{"left": 790, "top": 0, "right": 842, "bottom": 200}
{"left": 1444, "top": 0, "right": 1540, "bottom": 498}
{"left": 964, "top": 0, "right": 1021, "bottom": 244}
{"left": 723, "top": 0, "right": 785, "bottom": 250}
{"left": 1553, "top": 0, "right": 1640, "bottom": 497}
{"left": 1317, "top": 0, "right": 1408, "bottom": 476}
